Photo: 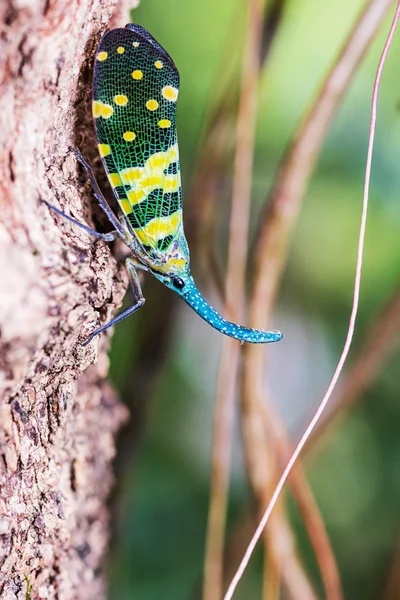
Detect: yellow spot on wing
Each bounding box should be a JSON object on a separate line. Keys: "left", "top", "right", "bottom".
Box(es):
{"left": 167, "top": 145, "right": 179, "bottom": 162}
{"left": 120, "top": 145, "right": 179, "bottom": 182}
{"left": 97, "top": 51, "right": 108, "bottom": 61}
{"left": 114, "top": 94, "right": 128, "bottom": 106}
{"left": 158, "top": 119, "right": 171, "bottom": 128}
{"left": 117, "top": 46, "right": 125, "bottom": 54}
{"left": 140, "top": 175, "right": 163, "bottom": 191}
{"left": 154, "top": 60, "right": 163, "bottom": 69}
{"left": 108, "top": 173, "right": 122, "bottom": 187}
{"left": 93, "top": 100, "right": 114, "bottom": 119}
{"left": 123, "top": 131, "right": 136, "bottom": 142}
{"left": 146, "top": 99, "right": 159, "bottom": 111}
{"left": 98, "top": 144, "right": 111, "bottom": 157}
{"left": 133, "top": 42, "right": 140, "bottom": 48}
{"left": 155, "top": 257, "right": 186, "bottom": 274}
{"left": 119, "top": 144, "right": 181, "bottom": 202}
{"left": 92, "top": 101, "right": 102, "bottom": 118}
{"left": 135, "top": 210, "right": 182, "bottom": 244}
{"left": 101, "top": 103, "right": 114, "bottom": 118}
{"left": 127, "top": 188, "right": 147, "bottom": 204}
{"left": 147, "top": 153, "right": 168, "bottom": 169}
{"left": 169, "top": 258, "right": 186, "bottom": 269}
{"left": 163, "top": 174, "right": 180, "bottom": 193}
{"left": 165, "top": 258, "right": 186, "bottom": 270}
{"left": 132, "top": 70, "right": 143, "bottom": 80}
{"left": 120, "top": 199, "right": 132, "bottom": 214}
{"left": 121, "top": 167, "right": 143, "bottom": 185}
{"left": 162, "top": 86, "right": 179, "bottom": 102}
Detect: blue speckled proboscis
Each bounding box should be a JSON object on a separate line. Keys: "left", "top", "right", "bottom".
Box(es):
{"left": 177, "top": 275, "right": 282, "bottom": 343}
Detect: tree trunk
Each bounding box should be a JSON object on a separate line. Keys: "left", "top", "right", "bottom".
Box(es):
{"left": 0, "top": 1, "right": 138, "bottom": 597}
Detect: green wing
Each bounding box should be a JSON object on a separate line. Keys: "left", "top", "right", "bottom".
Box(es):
{"left": 92, "top": 24, "right": 182, "bottom": 256}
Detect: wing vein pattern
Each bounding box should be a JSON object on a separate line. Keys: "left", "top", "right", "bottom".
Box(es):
{"left": 92, "top": 25, "right": 182, "bottom": 257}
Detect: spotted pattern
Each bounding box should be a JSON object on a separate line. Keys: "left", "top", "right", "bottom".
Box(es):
{"left": 146, "top": 99, "right": 159, "bottom": 111}
{"left": 92, "top": 100, "right": 114, "bottom": 118}
{"left": 114, "top": 94, "right": 128, "bottom": 106}
{"left": 98, "top": 143, "right": 111, "bottom": 157}
{"left": 93, "top": 24, "right": 182, "bottom": 256}
{"left": 162, "top": 85, "right": 178, "bottom": 102}
{"left": 108, "top": 173, "right": 123, "bottom": 187}
{"left": 92, "top": 24, "right": 282, "bottom": 344}
{"left": 178, "top": 276, "right": 283, "bottom": 343}
{"left": 123, "top": 131, "right": 136, "bottom": 142}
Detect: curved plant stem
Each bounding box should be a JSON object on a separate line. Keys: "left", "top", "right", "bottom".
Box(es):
{"left": 241, "top": 391, "right": 319, "bottom": 600}
{"left": 239, "top": 0, "right": 394, "bottom": 598}
{"left": 259, "top": 400, "right": 343, "bottom": 599}
{"left": 204, "top": 2, "right": 317, "bottom": 597}
{"left": 226, "top": 2, "right": 400, "bottom": 599}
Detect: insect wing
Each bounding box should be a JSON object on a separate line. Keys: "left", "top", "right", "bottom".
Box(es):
{"left": 92, "top": 25, "right": 182, "bottom": 255}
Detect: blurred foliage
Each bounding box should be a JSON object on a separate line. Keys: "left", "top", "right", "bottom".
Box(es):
{"left": 107, "top": 0, "right": 400, "bottom": 598}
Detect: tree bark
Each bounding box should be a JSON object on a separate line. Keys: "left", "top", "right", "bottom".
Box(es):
{"left": 0, "top": 1, "right": 138, "bottom": 597}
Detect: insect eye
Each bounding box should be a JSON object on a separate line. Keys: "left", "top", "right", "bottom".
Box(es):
{"left": 173, "top": 276, "right": 185, "bottom": 289}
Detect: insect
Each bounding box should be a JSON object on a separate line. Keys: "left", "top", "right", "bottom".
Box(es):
{"left": 47, "top": 23, "right": 283, "bottom": 346}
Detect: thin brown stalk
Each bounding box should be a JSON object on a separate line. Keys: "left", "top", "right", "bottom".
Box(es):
{"left": 245, "top": 287, "right": 400, "bottom": 598}
{"left": 240, "top": 0, "right": 393, "bottom": 598}
{"left": 222, "top": 506, "right": 308, "bottom": 599}
{"left": 202, "top": 2, "right": 266, "bottom": 599}
{"left": 262, "top": 550, "right": 281, "bottom": 600}
{"left": 222, "top": 509, "right": 307, "bottom": 600}
{"left": 259, "top": 400, "right": 343, "bottom": 599}
{"left": 231, "top": 3, "right": 400, "bottom": 595}
{"left": 241, "top": 389, "right": 318, "bottom": 600}
{"left": 222, "top": 507, "right": 310, "bottom": 600}
{"left": 307, "top": 285, "right": 400, "bottom": 456}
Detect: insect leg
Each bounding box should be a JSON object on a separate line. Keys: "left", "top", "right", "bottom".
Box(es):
{"left": 123, "top": 255, "right": 149, "bottom": 272}
{"left": 69, "top": 147, "right": 125, "bottom": 236}
{"left": 44, "top": 200, "right": 117, "bottom": 242}
{"left": 82, "top": 257, "right": 145, "bottom": 346}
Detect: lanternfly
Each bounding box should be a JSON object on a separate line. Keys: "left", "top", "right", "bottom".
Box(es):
{"left": 47, "top": 23, "right": 282, "bottom": 346}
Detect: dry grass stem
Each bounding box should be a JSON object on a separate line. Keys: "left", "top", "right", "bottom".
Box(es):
{"left": 228, "top": 2, "right": 400, "bottom": 598}
{"left": 262, "top": 549, "right": 281, "bottom": 600}
{"left": 260, "top": 401, "right": 343, "bottom": 599}
{"left": 241, "top": 388, "right": 318, "bottom": 600}
{"left": 237, "top": 0, "right": 394, "bottom": 598}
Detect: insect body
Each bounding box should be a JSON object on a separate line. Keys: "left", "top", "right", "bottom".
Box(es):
{"left": 49, "top": 24, "right": 282, "bottom": 345}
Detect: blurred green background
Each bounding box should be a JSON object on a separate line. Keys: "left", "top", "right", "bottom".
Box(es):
{"left": 107, "top": 1, "right": 400, "bottom": 598}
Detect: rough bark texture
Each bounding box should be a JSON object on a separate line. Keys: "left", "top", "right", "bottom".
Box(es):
{"left": 0, "top": 1, "right": 138, "bottom": 597}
